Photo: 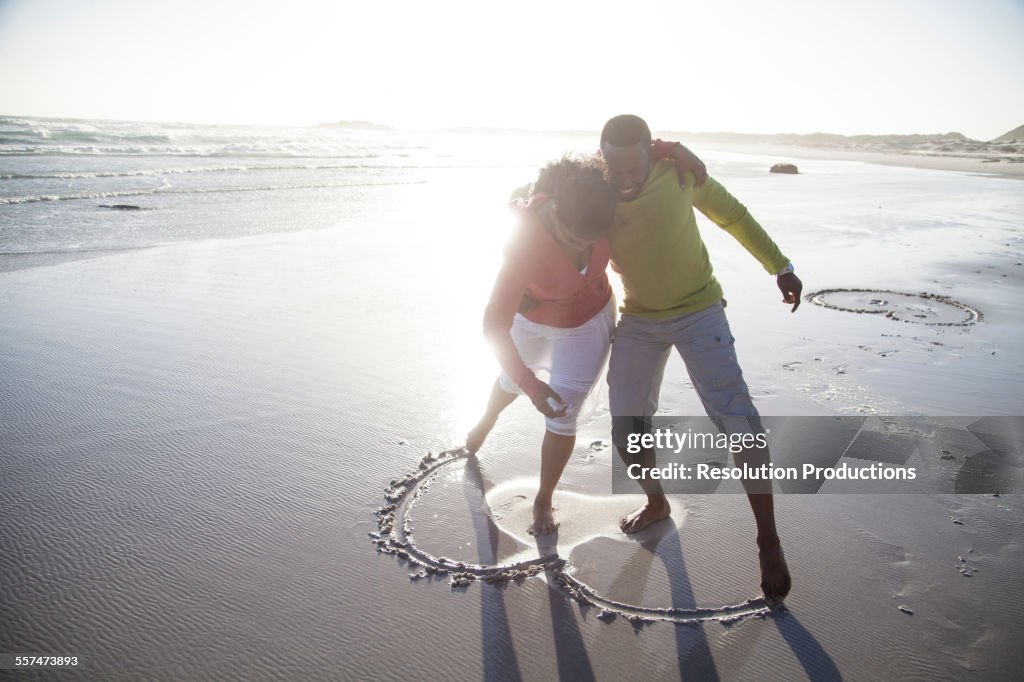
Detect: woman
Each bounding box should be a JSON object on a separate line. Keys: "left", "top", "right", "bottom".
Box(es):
{"left": 467, "top": 144, "right": 705, "bottom": 535}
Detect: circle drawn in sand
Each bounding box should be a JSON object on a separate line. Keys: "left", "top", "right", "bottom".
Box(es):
{"left": 371, "top": 448, "right": 776, "bottom": 627}
{"left": 807, "top": 289, "right": 980, "bottom": 326}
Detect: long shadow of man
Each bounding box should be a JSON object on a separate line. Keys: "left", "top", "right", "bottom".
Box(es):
{"left": 605, "top": 524, "right": 720, "bottom": 680}
{"left": 610, "top": 518, "right": 841, "bottom": 681}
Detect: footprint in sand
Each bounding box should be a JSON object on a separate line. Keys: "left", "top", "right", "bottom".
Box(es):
{"left": 857, "top": 344, "right": 897, "bottom": 357}
{"left": 493, "top": 494, "right": 528, "bottom": 520}
{"left": 957, "top": 549, "right": 978, "bottom": 577}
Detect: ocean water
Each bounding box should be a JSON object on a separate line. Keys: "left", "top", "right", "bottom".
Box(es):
{"left": 0, "top": 117, "right": 601, "bottom": 272}
{"left": 0, "top": 116, "right": 815, "bottom": 272}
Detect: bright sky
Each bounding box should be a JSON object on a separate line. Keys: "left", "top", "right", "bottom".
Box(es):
{"left": 1, "top": 0, "right": 1022, "bottom": 139}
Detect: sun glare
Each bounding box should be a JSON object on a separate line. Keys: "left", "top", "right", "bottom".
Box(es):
{"left": 0, "top": 0, "right": 1021, "bottom": 138}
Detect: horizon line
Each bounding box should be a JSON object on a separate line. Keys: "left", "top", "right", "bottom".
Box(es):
{"left": 1, "top": 112, "right": 1019, "bottom": 143}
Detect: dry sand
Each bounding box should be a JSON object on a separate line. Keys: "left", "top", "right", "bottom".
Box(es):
{"left": 2, "top": 153, "right": 1023, "bottom": 680}
{"left": 671, "top": 129, "right": 1024, "bottom": 180}
{"left": 725, "top": 143, "right": 1024, "bottom": 180}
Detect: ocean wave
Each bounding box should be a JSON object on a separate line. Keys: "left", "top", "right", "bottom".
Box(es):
{"left": 0, "top": 163, "right": 398, "bottom": 179}
{"left": 0, "top": 144, "right": 396, "bottom": 158}
{"left": 1, "top": 166, "right": 251, "bottom": 179}
{"left": 0, "top": 179, "right": 428, "bottom": 205}
{"left": 0, "top": 189, "right": 160, "bottom": 205}
{"left": 0, "top": 116, "right": 433, "bottom": 159}
{"left": 0, "top": 162, "right": 494, "bottom": 181}
{"left": 0, "top": 245, "right": 156, "bottom": 256}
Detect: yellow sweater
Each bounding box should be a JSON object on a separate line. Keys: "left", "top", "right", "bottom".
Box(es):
{"left": 609, "top": 160, "right": 789, "bottom": 319}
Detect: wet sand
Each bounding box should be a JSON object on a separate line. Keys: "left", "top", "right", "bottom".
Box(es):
{"left": 2, "top": 158, "right": 1023, "bottom": 679}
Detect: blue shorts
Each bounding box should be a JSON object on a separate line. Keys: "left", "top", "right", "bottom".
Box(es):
{"left": 608, "top": 301, "right": 761, "bottom": 446}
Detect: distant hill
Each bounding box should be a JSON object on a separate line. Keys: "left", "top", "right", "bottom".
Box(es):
{"left": 659, "top": 130, "right": 972, "bottom": 148}
{"left": 648, "top": 129, "right": 1024, "bottom": 164}
{"left": 318, "top": 120, "right": 393, "bottom": 130}
{"left": 440, "top": 126, "right": 593, "bottom": 137}
{"left": 992, "top": 125, "right": 1024, "bottom": 143}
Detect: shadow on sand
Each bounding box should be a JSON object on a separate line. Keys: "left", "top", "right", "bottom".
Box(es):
{"left": 459, "top": 454, "right": 840, "bottom": 681}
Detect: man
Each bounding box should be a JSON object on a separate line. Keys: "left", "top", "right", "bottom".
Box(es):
{"left": 601, "top": 114, "right": 799, "bottom": 604}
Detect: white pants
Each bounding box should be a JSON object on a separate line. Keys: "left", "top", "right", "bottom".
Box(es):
{"left": 499, "top": 297, "right": 616, "bottom": 436}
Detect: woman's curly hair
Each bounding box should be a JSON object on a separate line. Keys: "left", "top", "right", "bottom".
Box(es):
{"left": 533, "top": 153, "right": 606, "bottom": 196}
{"left": 508, "top": 153, "right": 608, "bottom": 203}
{"left": 508, "top": 154, "right": 617, "bottom": 240}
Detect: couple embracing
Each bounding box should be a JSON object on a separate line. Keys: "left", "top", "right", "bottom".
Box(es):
{"left": 466, "top": 115, "right": 800, "bottom": 604}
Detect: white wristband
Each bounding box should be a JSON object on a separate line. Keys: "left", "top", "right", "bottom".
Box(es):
{"left": 775, "top": 262, "right": 794, "bottom": 276}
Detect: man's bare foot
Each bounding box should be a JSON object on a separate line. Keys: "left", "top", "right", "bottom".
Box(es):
{"left": 528, "top": 499, "right": 559, "bottom": 536}
{"left": 465, "top": 417, "right": 496, "bottom": 454}
{"left": 620, "top": 498, "right": 671, "bottom": 534}
{"left": 758, "top": 539, "right": 791, "bottom": 605}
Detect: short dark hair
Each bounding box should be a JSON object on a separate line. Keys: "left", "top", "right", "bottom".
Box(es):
{"left": 554, "top": 165, "right": 619, "bottom": 240}
{"left": 533, "top": 154, "right": 604, "bottom": 196}
{"left": 600, "top": 114, "right": 652, "bottom": 148}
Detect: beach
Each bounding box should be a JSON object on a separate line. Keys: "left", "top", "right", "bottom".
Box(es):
{"left": 706, "top": 143, "right": 1024, "bottom": 181}
{"left": 2, "top": 118, "right": 1023, "bottom": 680}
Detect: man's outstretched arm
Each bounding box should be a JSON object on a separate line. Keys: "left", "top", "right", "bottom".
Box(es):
{"left": 694, "top": 177, "right": 803, "bottom": 311}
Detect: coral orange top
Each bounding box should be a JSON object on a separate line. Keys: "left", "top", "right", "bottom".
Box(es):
{"left": 482, "top": 194, "right": 612, "bottom": 398}
{"left": 481, "top": 141, "right": 684, "bottom": 397}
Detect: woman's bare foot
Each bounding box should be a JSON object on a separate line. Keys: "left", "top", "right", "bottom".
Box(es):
{"left": 528, "top": 498, "right": 559, "bottom": 536}
{"left": 620, "top": 497, "right": 671, "bottom": 533}
{"left": 758, "top": 538, "right": 792, "bottom": 604}
{"left": 465, "top": 417, "right": 496, "bottom": 454}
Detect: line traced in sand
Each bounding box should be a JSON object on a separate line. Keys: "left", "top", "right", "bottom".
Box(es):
{"left": 807, "top": 288, "right": 981, "bottom": 326}
{"left": 370, "top": 448, "right": 778, "bottom": 627}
